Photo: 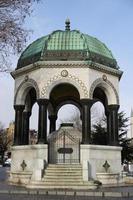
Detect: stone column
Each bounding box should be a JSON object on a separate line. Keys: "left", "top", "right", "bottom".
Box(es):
{"left": 37, "top": 99, "right": 49, "bottom": 144}
{"left": 107, "top": 105, "right": 119, "bottom": 146}
{"left": 22, "top": 111, "right": 31, "bottom": 145}
{"left": 49, "top": 115, "right": 57, "bottom": 133}
{"left": 81, "top": 99, "right": 94, "bottom": 144}
{"left": 14, "top": 105, "right": 25, "bottom": 145}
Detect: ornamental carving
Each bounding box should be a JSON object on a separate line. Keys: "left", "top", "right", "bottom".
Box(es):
{"left": 102, "top": 74, "right": 107, "bottom": 81}
{"left": 89, "top": 78, "right": 119, "bottom": 105}
{"left": 61, "top": 70, "right": 68, "bottom": 77}
{"left": 41, "top": 73, "right": 89, "bottom": 98}
{"left": 24, "top": 75, "right": 29, "bottom": 82}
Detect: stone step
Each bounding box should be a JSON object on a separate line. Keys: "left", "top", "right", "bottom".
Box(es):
{"left": 28, "top": 185, "right": 97, "bottom": 189}
{"left": 48, "top": 164, "right": 82, "bottom": 168}
{"left": 45, "top": 171, "right": 82, "bottom": 174}
{"left": 42, "top": 181, "right": 84, "bottom": 185}
{"left": 27, "top": 181, "right": 97, "bottom": 190}
{"left": 43, "top": 175, "right": 82, "bottom": 179}
{"left": 43, "top": 164, "right": 83, "bottom": 184}
{"left": 46, "top": 166, "right": 82, "bottom": 170}
{"left": 45, "top": 169, "right": 82, "bottom": 172}
{"left": 43, "top": 179, "right": 83, "bottom": 182}
{"left": 30, "top": 180, "right": 95, "bottom": 186}
{"left": 37, "top": 164, "right": 98, "bottom": 190}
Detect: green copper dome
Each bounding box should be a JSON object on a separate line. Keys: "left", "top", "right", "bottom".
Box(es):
{"left": 17, "top": 21, "right": 117, "bottom": 69}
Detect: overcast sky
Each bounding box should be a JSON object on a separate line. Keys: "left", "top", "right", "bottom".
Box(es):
{"left": 0, "top": 0, "right": 133, "bottom": 134}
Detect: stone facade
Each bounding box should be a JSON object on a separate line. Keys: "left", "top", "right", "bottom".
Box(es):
{"left": 10, "top": 22, "right": 123, "bottom": 188}
{"left": 80, "top": 144, "right": 122, "bottom": 184}
{"left": 9, "top": 144, "right": 48, "bottom": 184}
{"left": 12, "top": 61, "right": 121, "bottom": 106}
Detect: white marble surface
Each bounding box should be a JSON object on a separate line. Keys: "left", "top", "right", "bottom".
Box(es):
{"left": 10, "top": 144, "right": 48, "bottom": 183}
{"left": 80, "top": 144, "right": 122, "bottom": 182}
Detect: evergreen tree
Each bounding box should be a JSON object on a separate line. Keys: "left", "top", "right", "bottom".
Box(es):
{"left": 91, "top": 123, "right": 107, "bottom": 145}
{"left": 91, "top": 111, "right": 133, "bottom": 163}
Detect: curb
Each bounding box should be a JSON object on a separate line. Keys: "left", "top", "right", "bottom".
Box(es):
{"left": 0, "top": 190, "right": 132, "bottom": 197}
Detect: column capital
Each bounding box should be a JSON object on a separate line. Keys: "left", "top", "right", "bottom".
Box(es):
{"left": 107, "top": 104, "right": 120, "bottom": 111}
{"left": 49, "top": 114, "right": 57, "bottom": 133}
{"left": 80, "top": 98, "right": 94, "bottom": 106}
{"left": 80, "top": 99, "right": 95, "bottom": 108}
{"left": 37, "top": 99, "right": 49, "bottom": 106}
{"left": 14, "top": 105, "right": 25, "bottom": 111}
{"left": 49, "top": 114, "right": 57, "bottom": 121}
{"left": 23, "top": 111, "right": 31, "bottom": 116}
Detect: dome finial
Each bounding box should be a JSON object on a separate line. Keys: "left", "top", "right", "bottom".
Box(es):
{"left": 65, "top": 18, "right": 70, "bottom": 31}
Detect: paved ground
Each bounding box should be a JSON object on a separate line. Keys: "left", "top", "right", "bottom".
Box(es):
{"left": 0, "top": 194, "right": 132, "bottom": 200}
{"left": 1, "top": 167, "right": 133, "bottom": 199}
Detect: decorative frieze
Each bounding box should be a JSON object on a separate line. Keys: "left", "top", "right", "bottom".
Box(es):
{"left": 41, "top": 72, "right": 89, "bottom": 98}
{"left": 11, "top": 60, "right": 122, "bottom": 79}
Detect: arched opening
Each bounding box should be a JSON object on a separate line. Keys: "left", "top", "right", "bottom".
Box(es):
{"left": 48, "top": 83, "right": 81, "bottom": 164}
{"left": 29, "top": 102, "right": 38, "bottom": 144}
{"left": 91, "top": 86, "right": 119, "bottom": 146}
{"left": 48, "top": 83, "right": 81, "bottom": 134}
{"left": 50, "top": 83, "right": 80, "bottom": 107}
{"left": 91, "top": 101, "right": 107, "bottom": 145}
{"left": 22, "top": 87, "right": 38, "bottom": 145}
{"left": 48, "top": 104, "right": 81, "bottom": 164}
{"left": 90, "top": 87, "right": 108, "bottom": 145}
{"left": 93, "top": 87, "right": 108, "bottom": 107}
{"left": 89, "top": 78, "right": 119, "bottom": 105}
{"left": 56, "top": 104, "right": 81, "bottom": 130}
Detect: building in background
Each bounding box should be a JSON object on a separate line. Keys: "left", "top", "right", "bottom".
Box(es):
{"left": 6, "top": 121, "right": 14, "bottom": 150}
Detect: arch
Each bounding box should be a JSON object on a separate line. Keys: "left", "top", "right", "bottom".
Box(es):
{"left": 89, "top": 78, "right": 119, "bottom": 105}
{"left": 14, "top": 78, "right": 40, "bottom": 105}
{"left": 56, "top": 100, "right": 82, "bottom": 115}
{"left": 56, "top": 103, "right": 81, "bottom": 129}
{"left": 40, "top": 73, "right": 89, "bottom": 99}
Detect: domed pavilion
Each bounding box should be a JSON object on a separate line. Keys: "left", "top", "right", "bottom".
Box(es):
{"left": 10, "top": 20, "right": 123, "bottom": 189}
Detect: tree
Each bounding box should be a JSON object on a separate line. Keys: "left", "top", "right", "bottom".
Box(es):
{"left": 91, "top": 122, "right": 107, "bottom": 145}
{"left": 118, "top": 112, "right": 133, "bottom": 163}
{"left": 0, "top": 122, "right": 12, "bottom": 165}
{"left": 91, "top": 111, "right": 133, "bottom": 163}
{"left": 0, "top": 0, "right": 40, "bottom": 72}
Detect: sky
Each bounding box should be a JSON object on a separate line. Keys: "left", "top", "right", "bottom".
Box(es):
{"left": 0, "top": 0, "right": 133, "bottom": 134}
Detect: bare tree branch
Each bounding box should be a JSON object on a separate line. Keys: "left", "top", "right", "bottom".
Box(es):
{"left": 0, "top": 0, "right": 40, "bottom": 72}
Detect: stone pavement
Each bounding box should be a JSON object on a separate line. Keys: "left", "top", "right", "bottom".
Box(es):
{"left": 1, "top": 181, "right": 133, "bottom": 199}
{"left": 1, "top": 167, "right": 133, "bottom": 199}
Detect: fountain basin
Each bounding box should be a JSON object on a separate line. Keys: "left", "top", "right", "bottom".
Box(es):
{"left": 96, "top": 172, "right": 120, "bottom": 184}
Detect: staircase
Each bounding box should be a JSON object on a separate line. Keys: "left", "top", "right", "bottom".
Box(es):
{"left": 28, "top": 164, "right": 98, "bottom": 189}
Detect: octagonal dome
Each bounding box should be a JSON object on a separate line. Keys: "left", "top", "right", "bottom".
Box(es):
{"left": 17, "top": 20, "right": 118, "bottom": 69}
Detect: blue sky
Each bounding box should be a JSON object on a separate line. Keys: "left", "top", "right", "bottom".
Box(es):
{"left": 0, "top": 0, "right": 133, "bottom": 131}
